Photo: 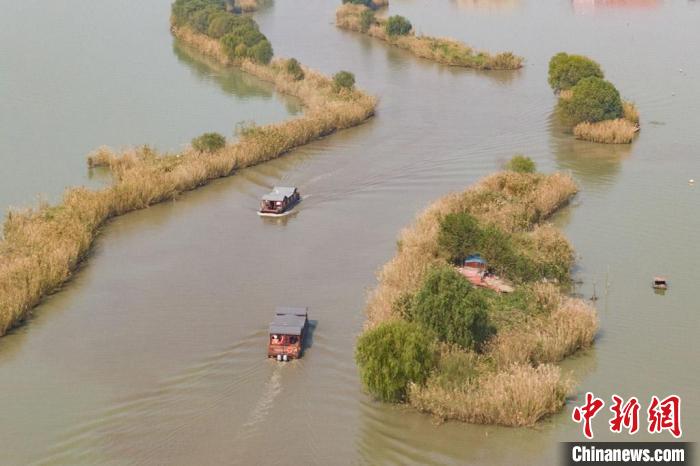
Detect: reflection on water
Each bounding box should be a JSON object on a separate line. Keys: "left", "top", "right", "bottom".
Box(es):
{"left": 452, "top": 0, "right": 521, "bottom": 11}
{"left": 572, "top": 0, "right": 660, "bottom": 14}
{"left": 172, "top": 40, "right": 303, "bottom": 116}
{"left": 548, "top": 110, "right": 630, "bottom": 191}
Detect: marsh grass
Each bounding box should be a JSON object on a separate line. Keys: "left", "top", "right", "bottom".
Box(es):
{"left": 336, "top": 4, "right": 522, "bottom": 70}
{"left": 360, "top": 171, "right": 597, "bottom": 425}
{"left": 0, "top": 25, "right": 377, "bottom": 336}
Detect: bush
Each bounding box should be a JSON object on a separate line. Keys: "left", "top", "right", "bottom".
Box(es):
{"left": 249, "top": 39, "right": 273, "bottom": 64}
{"left": 405, "top": 266, "right": 493, "bottom": 351}
{"left": 385, "top": 15, "right": 412, "bottom": 36}
{"left": 285, "top": 58, "right": 305, "bottom": 81}
{"left": 548, "top": 52, "right": 604, "bottom": 92}
{"left": 506, "top": 155, "right": 536, "bottom": 174}
{"left": 355, "top": 320, "right": 437, "bottom": 402}
{"left": 333, "top": 71, "right": 356, "bottom": 91}
{"left": 559, "top": 76, "right": 623, "bottom": 125}
{"left": 359, "top": 8, "right": 375, "bottom": 33}
{"left": 207, "top": 13, "right": 239, "bottom": 38}
{"left": 191, "top": 132, "right": 226, "bottom": 153}
{"left": 342, "top": 0, "right": 374, "bottom": 6}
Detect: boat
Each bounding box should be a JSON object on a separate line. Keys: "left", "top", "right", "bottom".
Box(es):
{"left": 258, "top": 186, "right": 301, "bottom": 217}
{"left": 267, "top": 307, "right": 309, "bottom": 361}
{"left": 456, "top": 254, "right": 514, "bottom": 293}
{"left": 652, "top": 276, "right": 668, "bottom": 290}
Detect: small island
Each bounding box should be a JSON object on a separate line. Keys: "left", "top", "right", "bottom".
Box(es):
{"left": 0, "top": 0, "right": 377, "bottom": 337}
{"left": 336, "top": 2, "right": 523, "bottom": 70}
{"left": 549, "top": 53, "right": 639, "bottom": 144}
{"left": 355, "top": 156, "right": 598, "bottom": 426}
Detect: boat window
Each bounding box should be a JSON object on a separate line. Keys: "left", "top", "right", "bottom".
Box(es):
{"left": 289, "top": 336, "right": 299, "bottom": 344}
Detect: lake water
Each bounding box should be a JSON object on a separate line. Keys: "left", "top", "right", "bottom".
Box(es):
{"left": 0, "top": 0, "right": 698, "bottom": 464}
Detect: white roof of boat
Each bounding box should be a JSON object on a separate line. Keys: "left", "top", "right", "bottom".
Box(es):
{"left": 269, "top": 307, "right": 308, "bottom": 335}
{"left": 262, "top": 186, "right": 297, "bottom": 201}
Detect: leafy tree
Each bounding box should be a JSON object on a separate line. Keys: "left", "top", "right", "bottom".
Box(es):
{"left": 506, "top": 155, "right": 536, "bottom": 174}
{"left": 360, "top": 8, "right": 375, "bottom": 33}
{"left": 250, "top": 39, "right": 273, "bottom": 64}
{"left": 385, "top": 15, "right": 412, "bottom": 36}
{"left": 192, "top": 132, "right": 226, "bottom": 153}
{"left": 286, "top": 58, "right": 305, "bottom": 81}
{"left": 405, "top": 266, "right": 493, "bottom": 351}
{"left": 333, "top": 70, "right": 356, "bottom": 90}
{"left": 355, "top": 320, "right": 436, "bottom": 402}
{"left": 342, "top": 0, "right": 374, "bottom": 6}
{"left": 559, "top": 76, "right": 623, "bottom": 124}
{"left": 548, "top": 52, "right": 604, "bottom": 92}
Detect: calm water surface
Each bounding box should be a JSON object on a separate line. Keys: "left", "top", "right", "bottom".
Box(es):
{"left": 0, "top": 0, "right": 698, "bottom": 464}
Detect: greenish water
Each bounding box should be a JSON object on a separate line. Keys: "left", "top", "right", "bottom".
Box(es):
{"left": 0, "top": 0, "right": 698, "bottom": 464}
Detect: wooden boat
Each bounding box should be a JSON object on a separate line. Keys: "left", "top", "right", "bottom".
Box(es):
{"left": 268, "top": 307, "right": 309, "bottom": 361}
{"left": 652, "top": 276, "right": 668, "bottom": 290}
{"left": 456, "top": 254, "right": 514, "bottom": 293}
{"left": 258, "top": 187, "right": 301, "bottom": 217}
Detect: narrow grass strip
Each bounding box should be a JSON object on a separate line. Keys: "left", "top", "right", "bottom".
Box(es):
{"left": 336, "top": 4, "right": 523, "bottom": 70}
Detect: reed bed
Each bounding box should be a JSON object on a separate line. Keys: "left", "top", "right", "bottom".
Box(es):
{"left": 236, "top": 0, "right": 260, "bottom": 12}
{"left": 360, "top": 171, "right": 598, "bottom": 425}
{"left": 573, "top": 118, "right": 639, "bottom": 144}
{"left": 0, "top": 26, "right": 377, "bottom": 336}
{"left": 336, "top": 4, "right": 523, "bottom": 70}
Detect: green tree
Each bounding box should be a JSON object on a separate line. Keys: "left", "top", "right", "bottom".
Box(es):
{"left": 405, "top": 266, "right": 493, "bottom": 351}
{"left": 548, "top": 52, "right": 604, "bottom": 92}
{"left": 333, "top": 70, "right": 356, "bottom": 91}
{"left": 286, "top": 58, "right": 305, "bottom": 80}
{"left": 559, "top": 76, "right": 623, "bottom": 124}
{"left": 385, "top": 15, "right": 412, "bottom": 36}
{"left": 360, "top": 9, "right": 375, "bottom": 33}
{"left": 506, "top": 155, "right": 536, "bottom": 173}
{"left": 342, "top": 0, "right": 374, "bottom": 6}
{"left": 250, "top": 39, "right": 273, "bottom": 64}
{"left": 355, "top": 320, "right": 436, "bottom": 402}
{"left": 192, "top": 132, "right": 226, "bottom": 153}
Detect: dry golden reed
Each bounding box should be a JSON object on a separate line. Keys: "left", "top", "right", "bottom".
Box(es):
{"left": 573, "top": 118, "right": 639, "bottom": 144}
{"left": 409, "top": 364, "right": 572, "bottom": 426}
{"left": 336, "top": 4, "right": 523, "bottom": 70}
{"left": 360, "top": 171, "right": 598, "bottom": 425}
{"left": 0, "top": 25, "right": 377, "bottom": 336}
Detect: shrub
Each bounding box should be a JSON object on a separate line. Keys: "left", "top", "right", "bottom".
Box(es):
{"left": 355, "top": 320, "right": 437, "bottom": 402}
{"left": 405, "top": 266, "right": 493, "bottom": 351}
{"left": 191, "top": 132, "right": 226, "bottom": 153}
{"left": 548, "top": 52, "right": 604, "bottom": 92}
{"left": 385, "top": 15, "right": 412, "bottom": 37}
{"left": 333, "top": 70, "right": 356, "bottom": 90}
{"left": 285, "top": 58, "right": 305, "bottom": 81}
{"left": 438, "top": 212, "right": 538, "bottom": 283}
{"left": 359, "top": 9, "right": 375, "bottom": 33}
{"left": 249, "top": 39, "right": 273, "bottom": 64}
{"left": 207, "top": 13, "right": 239, "bottom": 38}
{"left": 506, "top": 155, "right": 536, "bottom": 173}
{"left": 559, "top": 76, "right": 623, "bottom": 125}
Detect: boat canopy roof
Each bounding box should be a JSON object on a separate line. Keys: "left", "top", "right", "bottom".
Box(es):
{"left": 269, "top": 307, "right": 308, "bottom": 336}
{"left": 464, "top": 254, "right": 487, "bottom": 265}
{"left": 262, "top": 186, "right": 297, "bottom": 202}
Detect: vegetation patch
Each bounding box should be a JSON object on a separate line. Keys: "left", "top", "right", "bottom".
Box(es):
{"left": 356, "top": 157, "right": 598, "bottom": 426}
{"left": 336, "top": 4, "right": 523, "bottom": 70}
{"left": 0, "top": 2, "right": 377, "bottom": 337}
{"left": 549, "top": 52, "right": 639, "bottom": 144}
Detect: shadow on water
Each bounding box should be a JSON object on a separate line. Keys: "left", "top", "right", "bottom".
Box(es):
{"left": 303, "top": 319, "right": 318, "bottom": 352}
{"left": 172, "top": 39, "right": 303, "bottom": 115}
